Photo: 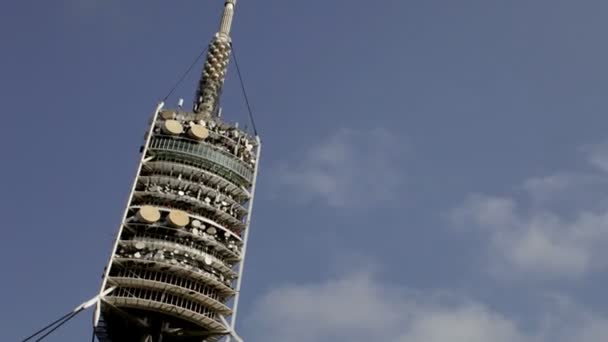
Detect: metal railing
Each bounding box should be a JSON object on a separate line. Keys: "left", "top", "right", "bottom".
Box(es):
{"left": 149, "top": 136, "right": 253, "bottom": 185}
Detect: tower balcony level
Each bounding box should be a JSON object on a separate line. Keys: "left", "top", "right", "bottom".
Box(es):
{"left": 96, "top": 108, "right": 260, "bottom": 342}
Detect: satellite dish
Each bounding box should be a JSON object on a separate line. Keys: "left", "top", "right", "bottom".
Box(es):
{"left": 134, "top": 252, "right": 142, "bottom": 258}
{"left": 192, "top": 220, "right": 202, "bottom": 228}
{"left": 134, "top": 242, "right": 146, "bottom": 250}
{"left": 178, "top": 191, "right": 185, "bottom": 196}
{"left": 188, "top": 124, "right": 210, "bottom": 140}
{"left": 160, "top": 110, "right": 175, "bottom": 120}
{"left": 162, "top": 120, "right": 184, "bottom": 135}
{"left": 136, "top": 206, "right": 161, "bottom": 223}
{"left": 192, "top": 228, "right": 199, "bottom": 236}
{"left": 204, "top": 256, "right": 213, "bottom": 265}
{"left": 167, "top": 210, "right": 190, "bottom": 227}
{"left": 207, "top": 227, "right": 217, "bottom": 235}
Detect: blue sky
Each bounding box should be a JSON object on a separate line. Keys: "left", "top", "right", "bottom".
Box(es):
{"left": 2, "top": 0, "right": 608, "bottom": 341}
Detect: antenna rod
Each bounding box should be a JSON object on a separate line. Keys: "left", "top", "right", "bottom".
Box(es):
{"left": 219, "top": 0, "right": 236, "bottom": 38}
{"left": 194, "top": 0, "right": 237, "bottom": 115}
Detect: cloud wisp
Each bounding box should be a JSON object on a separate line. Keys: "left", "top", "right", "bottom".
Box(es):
{"left": 247, "top": 140, "right": 608, "bottom": 342}
{"left": 245, "top": 268, "right": 608, "bottom": 342}
{"left": 449, "top": 140, "right": 608, "bottom": 279}
{"left": 273, "top": 127, "right": 407, "bottom": 208}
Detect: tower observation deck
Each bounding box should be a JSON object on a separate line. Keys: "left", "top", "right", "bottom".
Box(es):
{"left": 94, "top": 1, "right": 260, "bottom": 341}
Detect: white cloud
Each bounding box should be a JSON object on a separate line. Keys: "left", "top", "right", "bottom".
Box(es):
{"left": 396, "top": 305, "right": 528, "bottom": 342}
{"left": 449, "top": 141, "right": 608, "bottom": 279}
{"left": 247, "top": 272, "right": 402, "bottom": 341}
{"left": 245, "top": 270, "right": 608, "bottom": 342}
{"left": 523, "top": 173, "right": 591, "bottom": 203}
{"left": 248, "top": 139, "right": 608, "bottom": 341}
{"left": 584, "top": 141, "right": 608, "bottom": 173}
{"left": 451, "top": 194, "right": 608, "bottom": 278}
{"left": 273, "top": 127, "right": 406, "bottom": 208}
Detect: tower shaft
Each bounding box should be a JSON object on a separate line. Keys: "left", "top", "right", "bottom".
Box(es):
{"left": 95, "top": 2, "right": 260, "bottom": 341}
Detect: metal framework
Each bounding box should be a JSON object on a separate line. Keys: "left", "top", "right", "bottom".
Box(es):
{"left": 94, "top": 2, "right": 260, "bottom": 341}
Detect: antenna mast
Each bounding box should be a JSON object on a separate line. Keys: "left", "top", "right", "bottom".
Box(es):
{"left": 194, "top": 0, "right": 237, "bottom": 115}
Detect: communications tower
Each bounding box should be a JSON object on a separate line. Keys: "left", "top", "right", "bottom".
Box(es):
{"left": 94, "top": 1, "right": 260, "bottom": 341}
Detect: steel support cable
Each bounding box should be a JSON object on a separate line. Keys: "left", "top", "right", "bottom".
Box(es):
{"left": 22, "top": 308, "right": 83, "bottom": 342}
{"left": 22, "top": 288, "right": 115, "bottom": 342}
{"left": 162, "top": 47, "right": 208, "bottom": 102}
{"left": 34, "top": 311, "right": 81, "bottom": 342}
{"left": 230, "top": 43, "right": 259, "bottom": 137}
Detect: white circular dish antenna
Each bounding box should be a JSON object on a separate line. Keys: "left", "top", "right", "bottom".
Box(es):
{"left": 188, "top": 124, "right": 209, "bottom": 140}
{"left": 204, "top": 256, "right": 213, "bottom": 265}
{"left": 160, "top": 110, "right": 175, "bottom": 120}
{"left": 192, "top": 220, "right": 202, "bottom": 228}
{"left": 162, "top": 120, "right": 184, "bottom": 135}
{"left": 192, "top": 228, "right": 199, "bottom": 236}
{"left": 206, "top": 227, "right": 217, "bottom": 235}
{"left": 134, "top": 242, "right": 146, "bottom": 250}
{"left": 134, "top": 252, "right": 142, "bottom": 258}
{"left": 167, "top": 210, "right": 189, "bottom": 227}
{"left": 136, "top": 206, "right": 161, "bottom": 223}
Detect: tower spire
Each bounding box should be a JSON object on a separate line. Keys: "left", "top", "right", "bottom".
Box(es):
{"left": 194, "top": 0, "right": 237, "bottom": 115}
{"left": 218, "top": 0, "right": 236, "bottom": 38}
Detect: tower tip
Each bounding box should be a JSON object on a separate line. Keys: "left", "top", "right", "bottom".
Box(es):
{"left": 193, "top": 0, "right": 238, "bottom": 115}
